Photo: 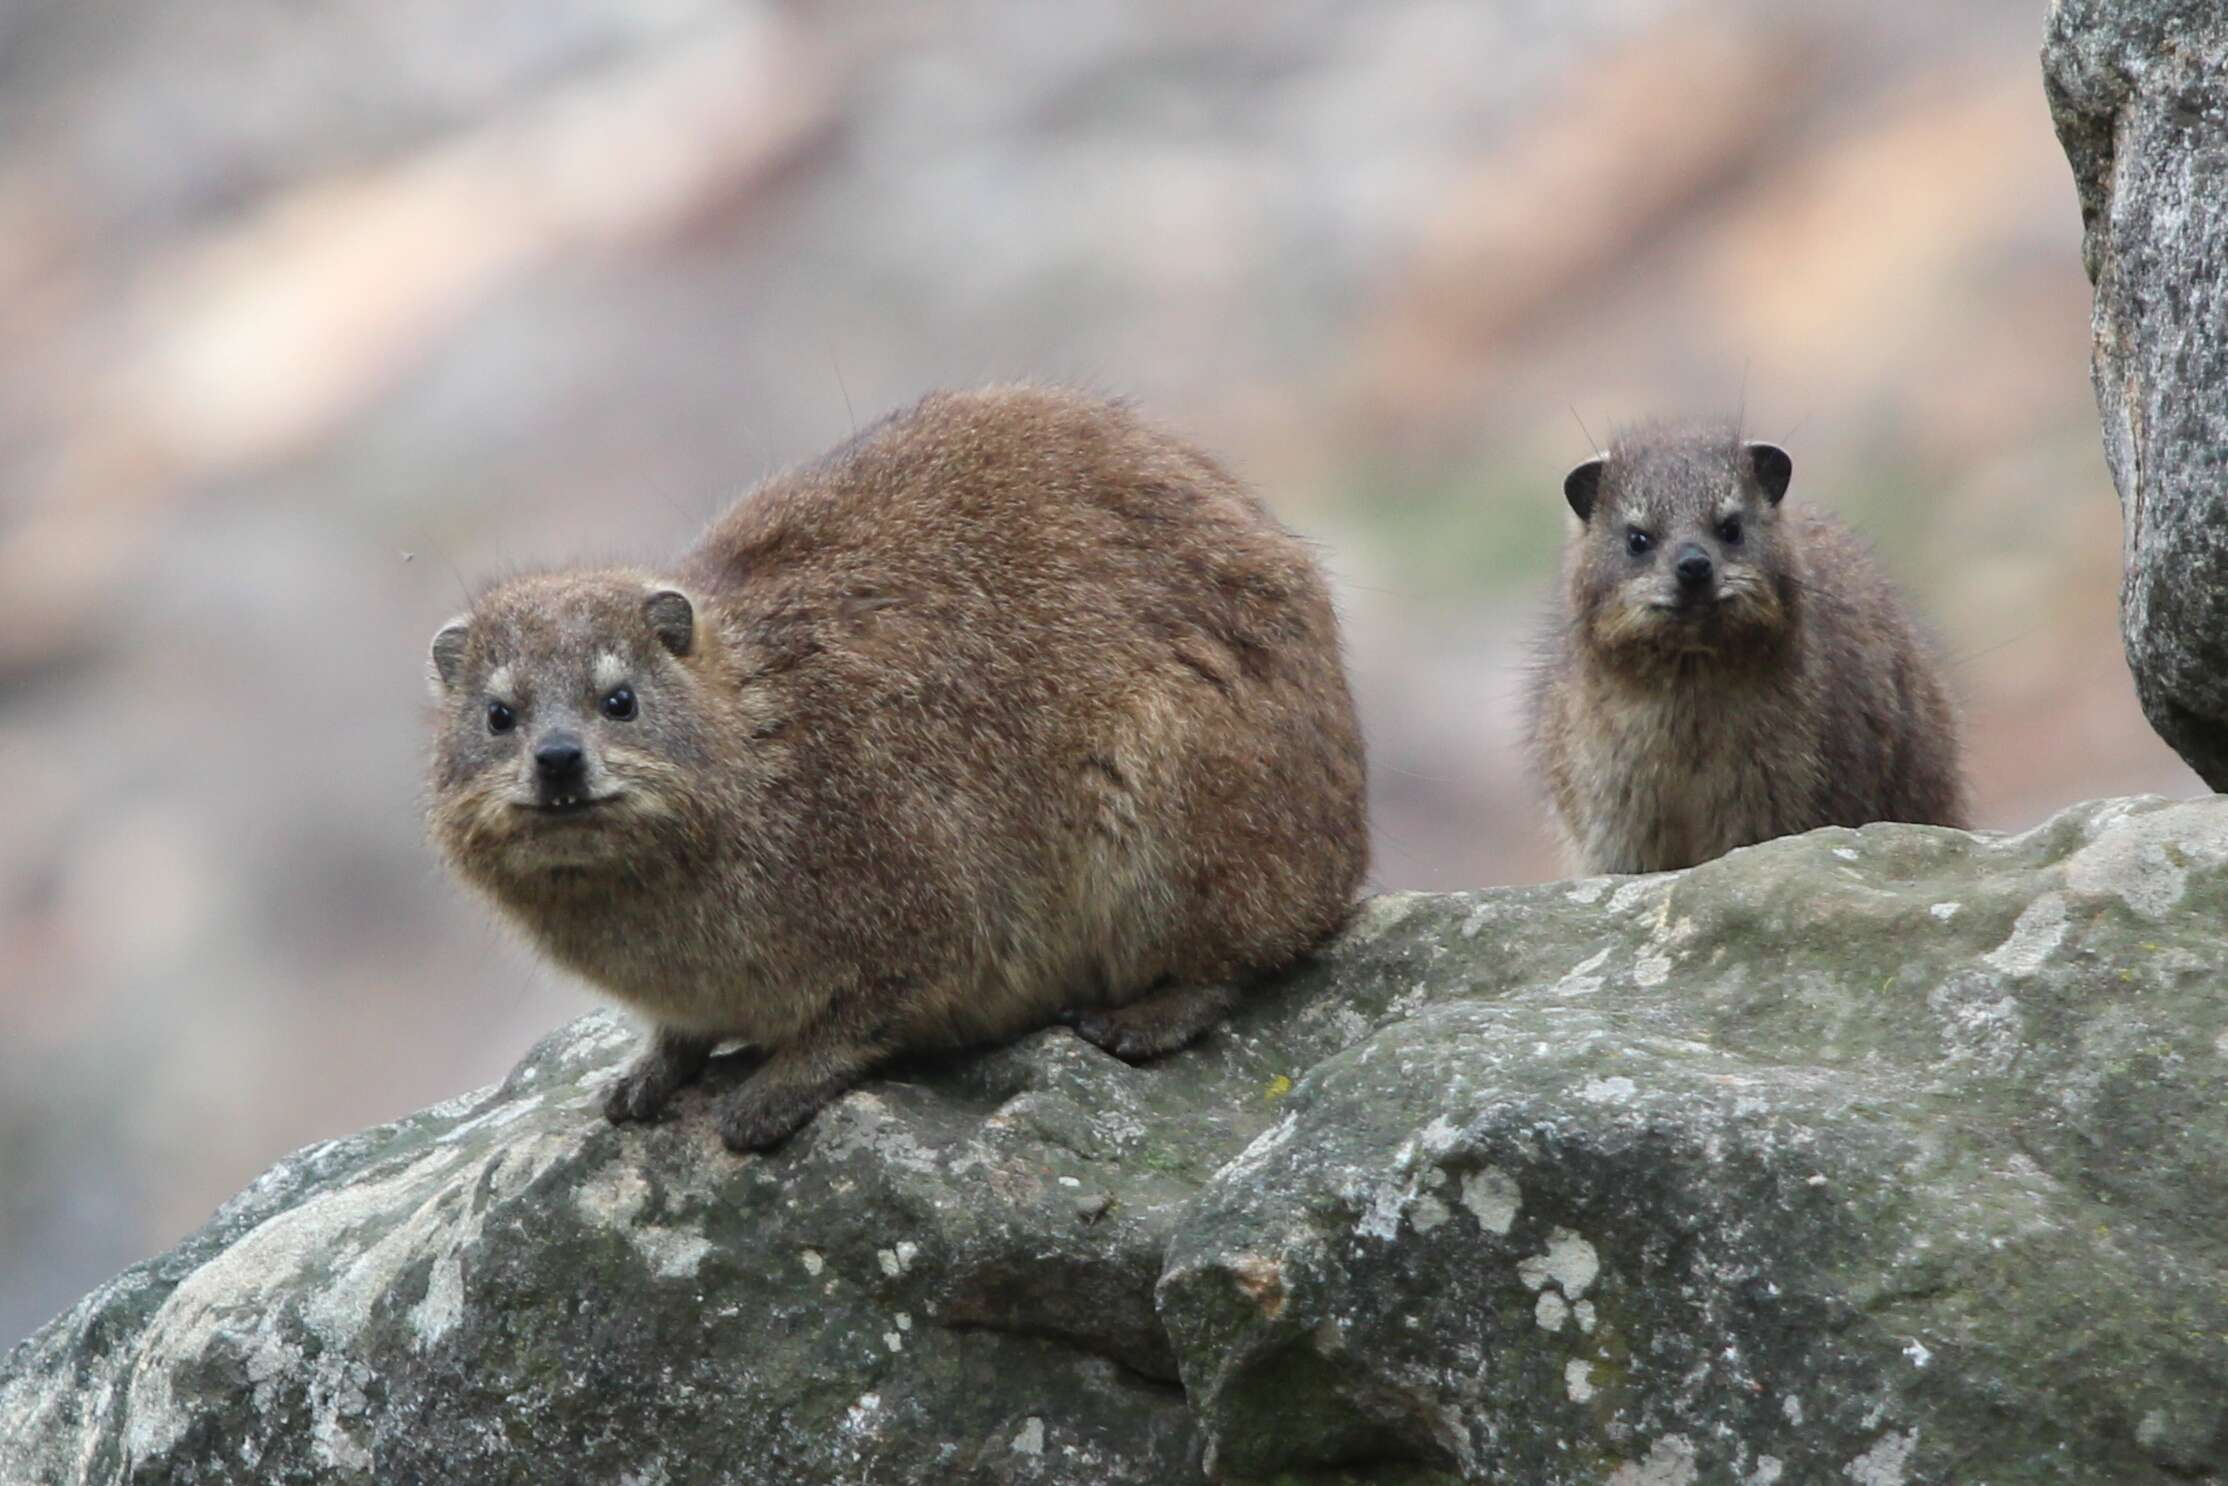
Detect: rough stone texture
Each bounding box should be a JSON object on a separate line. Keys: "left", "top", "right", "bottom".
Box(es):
{"left": 8, "top": 797, "right": 2228, "bottom": 1483}
{"left": 2046, "top": 0, "right": 2228, "bottom": 787}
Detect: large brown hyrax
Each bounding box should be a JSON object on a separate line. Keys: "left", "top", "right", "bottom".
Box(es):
{"left": 1528, "top": 418, "right": 1967, "bottom": 875}
{"left": 426, "top": 386, "right": 1369, "bottom": 1151}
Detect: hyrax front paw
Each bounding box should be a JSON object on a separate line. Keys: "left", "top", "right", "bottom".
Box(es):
{"left": 602, "top": 1063, "right": 676, "bottom": 1125}
{"left": 602, "top": 1030, "right": 716, "bottom": 1125}
{"left": 1072, "top": 1011, "right": 1166, "bottom": 1062}
{"left": 712, "top": 1036, "right": 880, "bottom": 1152}
{"left": 716, "top": 1080, "right": 823, "bottom": 1152}
{"left": 1074, "top": 982, "right": 1239, "bottom": 1062}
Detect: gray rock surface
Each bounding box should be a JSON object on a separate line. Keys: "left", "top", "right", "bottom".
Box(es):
{"left": 2046, "top": 0, "right": 2228, "bottom": 786}
{"left": 7, "top": 796, "right": 2228, "bottom": 1483}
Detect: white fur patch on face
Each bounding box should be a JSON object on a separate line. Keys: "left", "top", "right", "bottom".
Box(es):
{"left": 486, "top": 664, "right": 516, "bottom": 703}
{"left": 593, "top": 652, "right": 628, "bottom": 691}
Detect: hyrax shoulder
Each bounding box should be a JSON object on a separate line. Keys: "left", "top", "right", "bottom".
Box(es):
{"left": 1526, "top": 419, "right": 1967, "bottom": 876}
{"left": 426, "top": 386, "right": 1369, "bottom": 1151}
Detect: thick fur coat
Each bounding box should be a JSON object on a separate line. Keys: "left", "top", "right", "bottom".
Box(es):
{"left": 1529, "top": 420, "right": 1966, "bottom": 875}
{"left": 427, "top": 386, "right": 1369, "bottom": 1149}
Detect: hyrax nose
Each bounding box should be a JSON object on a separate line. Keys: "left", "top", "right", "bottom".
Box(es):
{"left": 1674, "top": 545, "right": 1714, "bottom": 589}
{"left": 534, "top": 733, "right": 587, "bottom": 783}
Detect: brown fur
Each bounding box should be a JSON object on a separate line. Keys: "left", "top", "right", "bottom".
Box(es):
{"left": 1527, "top": 419, "right": 1967, "bottom": 875}
{"left": 426, "top": 386, "right": 1369, "bottom": 1150}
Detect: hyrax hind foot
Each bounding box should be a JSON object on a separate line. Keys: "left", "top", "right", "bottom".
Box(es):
{"left": 1075, "top": 983, "right": 1240, "bottom": 1062}
{"left": 603, "top": 1028, "right": 718, "bottom": 1125}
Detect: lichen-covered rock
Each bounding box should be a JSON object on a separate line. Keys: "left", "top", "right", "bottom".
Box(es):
{"left": 1163, "top": 799, "right": 2228, "bottom": 1483}
{"left": 7, "top": 798, "right": 2228, "bottom": 1483}
{"left": 2046, "top": 0, "right": 2228, "bottom": 786}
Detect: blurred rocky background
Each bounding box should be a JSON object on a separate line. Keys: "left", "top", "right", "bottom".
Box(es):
{"left": 0, "top": 0, "right": 2198, "bottom": 1345}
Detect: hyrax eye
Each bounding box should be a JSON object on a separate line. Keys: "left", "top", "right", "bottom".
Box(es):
{"left": 602, "top": 686, "right": 638, "bottom": 722}
{"left": 1625, "top": 527, "right": 1653, "bottom": 557}
{"left": 486, "top": 700, "right": 516, "bottom": 734}
{"left": 1717, "top": 515, "right": 1743, "bottom": 545}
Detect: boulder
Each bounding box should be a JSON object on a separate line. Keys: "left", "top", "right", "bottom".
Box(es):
{"left": 6, "top": 797, "right": 2228, "bottom": 1483}
{"left": 2046, "top": 0, "right": 2228, "bottom": 787}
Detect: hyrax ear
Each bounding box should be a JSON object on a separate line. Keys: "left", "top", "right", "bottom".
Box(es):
{"left": 1563, "top": 457, "right": 1607, "bottom": 522}
{"left": 644, "top": 588, "right": 696, "bottom": 658}
{"left": 428, "top": 617, "right": 472, "bottom": 694}
{"left": 1745, "top": 442, "right": 1792, "bottom": 505}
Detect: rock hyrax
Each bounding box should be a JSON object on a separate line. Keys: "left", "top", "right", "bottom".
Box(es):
{"left": 1528, "top": 419, "right": 1967, "bottom": 875}
{"left": 427, "top": 386, "right": 1369, "bottom": 1151}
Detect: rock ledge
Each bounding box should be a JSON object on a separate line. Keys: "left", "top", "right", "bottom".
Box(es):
{"left": 7, "top": 797, "right": 2228, "bottom": 1484}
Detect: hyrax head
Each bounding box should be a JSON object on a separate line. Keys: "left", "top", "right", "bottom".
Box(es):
{"left": 1560, "top": 422, "right": 1795, "bottom": 666}
{"left": 424, "top": 570, "right": 714, "bottom": 878}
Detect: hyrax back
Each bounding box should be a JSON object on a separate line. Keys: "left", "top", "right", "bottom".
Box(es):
{"left": 1527, "top": 419, "right": 1966, "bottom": 876}
{"left": 426, "top": 386, "right": 1369, "bottom": 1150}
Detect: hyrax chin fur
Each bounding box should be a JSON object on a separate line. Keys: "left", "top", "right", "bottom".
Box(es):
{"left": 425, "top": 386, "right": 1369, "bottom": 1152}
{"left": 1526, "top": 418, "right": 1968, "bottom": 877}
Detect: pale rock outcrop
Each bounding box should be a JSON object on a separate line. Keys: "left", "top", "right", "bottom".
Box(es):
{"left": 7, "top": 798, "right": 2228, "bottom": 1482}
{"left": 2047, "top": 0, "right": 2228, "bottom": 786}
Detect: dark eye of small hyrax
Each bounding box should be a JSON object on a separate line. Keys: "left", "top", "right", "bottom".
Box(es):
{"left": 1625, "top": 527, "right": 1653, "bottom": 557}
{"left": 486, "top": 700, "right": 516, "bottom": 734}
{"left": 1718, "top": 515, "right": 1743, "bottom": 545}
{"left": 602, "top": 686, "right": 637, "bottom": 722}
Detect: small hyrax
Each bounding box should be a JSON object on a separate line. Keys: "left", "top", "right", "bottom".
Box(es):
{"left": 426, "top": 386, "right": 1369, "bottom": 1151}
{"left": 1528, "top": 419, "right": 1967, "bottom": 875}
